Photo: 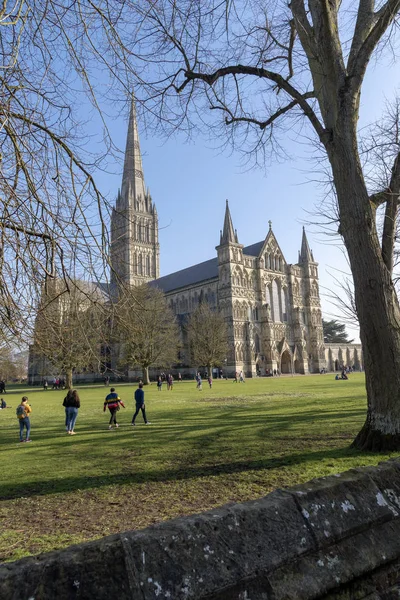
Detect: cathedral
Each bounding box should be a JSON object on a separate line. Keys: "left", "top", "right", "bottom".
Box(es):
{"left": 28, "top": 100, "right": 362, "bottom": 384}
{"left": 110, "top": 100, "right": 330, "bottom": 377}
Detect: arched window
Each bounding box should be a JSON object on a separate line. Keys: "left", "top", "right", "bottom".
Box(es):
{"left": 272, "top": 280, "right": 280, "bottom": 321}
{"left": 146, "top": 255, "right": 151, "bottom": 276}
{"left": 138, "top": 254, "right": 143, "bottom": 275}
{"left": 281, "top": 287, "right": 287, "bottom": 322}
{"left": 275, "top": 255, "right": 279, "bottom": 271}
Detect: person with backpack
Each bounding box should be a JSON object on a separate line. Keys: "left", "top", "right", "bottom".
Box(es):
{"left": 104, "top": 387, "right": 125, "bottom": 429}
{"left": 63, "top": 389, "right": 80, "bottom": 435}
{"left": 16, "top": 397, "right": 32, "bottom": 442}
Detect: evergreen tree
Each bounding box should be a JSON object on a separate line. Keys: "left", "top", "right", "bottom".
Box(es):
{"left": 322, "top": 320, "right": 354, "bottom": 344}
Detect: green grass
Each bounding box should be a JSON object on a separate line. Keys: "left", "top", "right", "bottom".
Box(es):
{"left": 0, "top": 374, "right": 396, "bottom": 562}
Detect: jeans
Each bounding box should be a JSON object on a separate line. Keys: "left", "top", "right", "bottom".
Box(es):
{"left": 19, "top": 417, "right": 30, "bottom": 441}
{"left": 65, "top": 406, "right": 78, "bottom": 431}
{"left": 132, "top": 404, "right": 148, "bottom": 424}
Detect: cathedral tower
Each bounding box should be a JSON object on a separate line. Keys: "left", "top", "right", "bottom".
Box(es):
{"left": 110, "top": 98, "right": 159, "bottom": 287}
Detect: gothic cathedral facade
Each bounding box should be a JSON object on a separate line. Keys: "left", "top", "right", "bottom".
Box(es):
{"left": 110, "top": 100, "right": 327, "bottom": 376}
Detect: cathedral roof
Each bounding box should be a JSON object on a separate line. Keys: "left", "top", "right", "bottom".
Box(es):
{"left": 150, "top": 241, "right": 264, "bottom": 293}
{"left": 241, "top": 240, "right": 264, "bottom": 257}
{"left": 149, "top": 257, "right": 218, "bottom": 293}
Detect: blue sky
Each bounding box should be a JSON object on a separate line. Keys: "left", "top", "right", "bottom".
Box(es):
{"left": 95, "top": 56, "right": 399, "bottom": 344}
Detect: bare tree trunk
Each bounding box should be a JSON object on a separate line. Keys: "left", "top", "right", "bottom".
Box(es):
{"left": 65, "top": 369, "right": 73, "bottom": 390}
{"left": 328, "top": 129, "right": 400, "bottom": 451}
{"left": 207, "top": 364, "right": 212, "bottom": 380}
{"left": 143, "top": 366, "right": 150, "bottom": 385}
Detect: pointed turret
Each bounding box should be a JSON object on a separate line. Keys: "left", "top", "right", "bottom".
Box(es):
{"left": 220, "top": 200, "right": 237, "bottom": 245}
{"left": 299, "top": 227, "right": 314, "bottom": 263}
{"left": 120, "top": 96, "right": 147, "bottom": 208}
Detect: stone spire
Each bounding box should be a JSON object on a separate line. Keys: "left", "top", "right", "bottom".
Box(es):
{"left": 120, "top": 96, "right": 147, "bottom": 207}
{"left": 110, "top": 95, "right": 159, "bottom": 287}
{"left": 220, "top": 200, "right": 238, "bottom": 245}
{"left": 299, "top": 227, "right": 314, "bottom": 263}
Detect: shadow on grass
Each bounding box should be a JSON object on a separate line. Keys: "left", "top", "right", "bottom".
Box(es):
{"left": 0, "top": 444, "right": 366, "bottom": 501}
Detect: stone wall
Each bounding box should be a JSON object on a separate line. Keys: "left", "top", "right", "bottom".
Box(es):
{"left": 3, "top": 460, "right": 400, "bottom": 599}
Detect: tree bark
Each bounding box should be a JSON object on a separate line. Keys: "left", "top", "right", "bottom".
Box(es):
{"left": 327, "top": 113, "right": 400, "bottom": 451}
{"left": 65, "top": 369, "right": 73, "bottom": 390}
{"left": 143, "top": 366, "right": 150, "bottom": 385}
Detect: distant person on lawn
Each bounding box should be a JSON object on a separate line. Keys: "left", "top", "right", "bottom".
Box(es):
{"left": 131, "top": 382, "right": 151, "bottom": 426}
{"left": 104, "top": 387, "right": 125, "bottom": 429}
{"left": 16, "top": 396, "right": 32, "bottom": 442}
{"left": 63, "top": 389, "right": 80, "bottom": 435}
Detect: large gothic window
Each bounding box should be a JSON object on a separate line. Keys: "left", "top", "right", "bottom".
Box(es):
{"left": 272, "top": 280, "right": 281, "bottom": 321}
{"left": 146, "top": 255, "right": 150, "bottom": 276}
{"left": 138, "top": 253, "right": 143, "bottom": 275}
{"left": 255, "top": 334, "right": 260, "bottom": 353}
{"left": 281, "top": 287, "right": 287, "bottom": 322}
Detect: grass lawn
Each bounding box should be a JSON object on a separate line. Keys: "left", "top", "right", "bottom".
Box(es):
{"left": 0, "top": 373, "right": 397, "bottom": 562}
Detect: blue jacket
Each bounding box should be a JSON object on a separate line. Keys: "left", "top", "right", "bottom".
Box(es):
{"left": 135, "top": 388, "right": 145, "bottom": 406}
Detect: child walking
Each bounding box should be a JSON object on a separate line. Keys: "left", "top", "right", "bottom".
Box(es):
{"left": 16, "top": 397, "right": 32, "bottom": 442}
{"left": 104, "top": 388, "right": 125, "bottom": 429}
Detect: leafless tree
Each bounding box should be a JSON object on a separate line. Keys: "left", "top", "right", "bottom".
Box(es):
{"left": 0, "top": 0, "right": 141, "bottom": 344}
{"left": 125, "top": 0, "right": 400, "bottom": 450}
{"left": 33, "top": 280, "right": 107, "bottom": 389}
{"left": 186, "top": 302, "right": 229, "bottom": 380}
{"left": 114, "top": 284, "right": 180, "bottom": 384}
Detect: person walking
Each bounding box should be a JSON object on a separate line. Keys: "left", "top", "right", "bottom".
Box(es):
{"left": 157, "top": 376, "right": 162, "bottom": 391}
{"left": 43, "top": 379, "right": 48, "bottom": 391}
{"left": 104, "top": 387, "right": 125, "bottom": 429}
{"left": 208, "top": 376, "right": 212, "bottom": 388}
{"left": 131, "top": 382, "right": 151, "bottom": 425}
{"left": 196, "top": 373, "right": 202, "bottom": 390}
{"left": 16, "top": 396, "right": 32, "bottom": 442}
{"left": 63, "top": 389, "right": 80, "bottom": 435}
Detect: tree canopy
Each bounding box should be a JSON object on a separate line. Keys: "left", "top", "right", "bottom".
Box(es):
{"left": 114, "top": 284, "right": 180, "bottom": 384}
{"left": 186, "top": 303, "right": 229, "bottom": 376}
{"left": 322, "top": 319, "right": 354, "bottom": 344}
{"left": 33, "top": 281, "right": 106, "bottom": 389}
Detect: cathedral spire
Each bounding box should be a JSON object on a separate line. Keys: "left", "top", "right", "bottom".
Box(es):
{"left": 110, "top": 94, "right": 160, "bottom": 287}
{"left": 121, "top": 95, "right": 146, "bottom": 206}
{"left": 299, "top": 227, "right": 314, "bottom": 263}
{"left": 220, "top": 200, "right": 238, "bottom": 245}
